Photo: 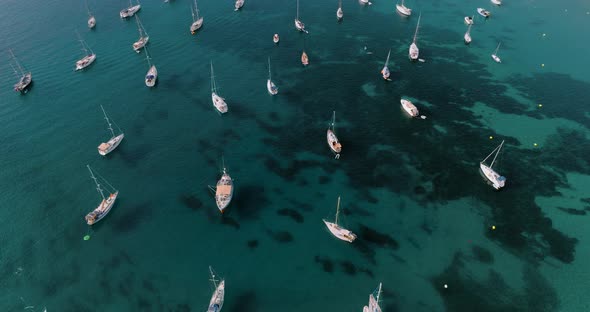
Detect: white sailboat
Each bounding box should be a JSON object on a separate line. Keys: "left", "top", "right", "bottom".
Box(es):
{"left": 362, "top": 283, "right": 383, "bottom": 312}
{"left": 211, "top": 158, "right": 233, "bottom": 213}
{"left": 464, "top": 15, "right": 474, "bottom": 25}
{"left": 294, "top": 0, "right": 308, "bottom": 33}
{"left": 409, "top": 13, "right": 421, "bottom": 61}
{"left": 396, "top": 0, "right": 412, "bottom": 16}
{"left": 98, "top": 105, "right": 125, "bottom": 156}
{"left": 326, "top": 111, "right": 342, "bottom": 158}
{"left": 273, "top": 34, "right": 280, "bottom": 44}
{"left": 234, "top": 0, "right": 244, "bottom": 11}
{"left": 75, "top": 34, "right": 96, "bottom": 71}
{"left": 190, "top": 0, "right": 204, "bottom": 34}
{"left": 360, "top": 0, "right": 372, "bottom": 6}
{"left": 491, "top": 0, "right": 502, "bottom": 6}
{"left": 133, "top": 15, "right": 150, "bottom": 53}
{"left": 301, "top": 50, "right": 309, "bottom": 66}
{"left": 85, "top": 165, "right": 118, "bottom": 225}
{"left": 267, "top": 57, "right": 278, "bottom": 95}
{"left": 120, "top": 0, "right": 141, "bottom": 18}
{"left": 210, "top": 62, "right": 228, "bottom": 113}
{"left": 477, "top": 8, "right": 491, "bottom": 17}
{"left": 9, "top": 49, "right": 32, "bottom": 93}
{"left": 336, "top": 0, "right": 343, "bottom": 20}
{"left": 381, "top": 49, "right": 391, "bottom": 80}
{"left": 86, "top": 1, "right": 96, "bottom": 29}
{"left": 480, "top": 140, "right": 506, "bottom": 189}
{"left": 144, "top": 47, "right": 157, "bottom": 87}
{"left": 491, "top": 42, "right": 502, "bottom": 63}
{"left": 323, "top": 196, "right": 356, "bottom": 242}
{"left": 401, "top": 98, "right": 420, "bottom": 117}
{"left": 464, "top": 24, "right": 472, "bottom": 44}
{"left": 207, "top": 266, "right": 225, "bottom": 312}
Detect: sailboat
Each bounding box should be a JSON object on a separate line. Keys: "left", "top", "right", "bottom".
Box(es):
{"left": 120, "top": 0, "right": 141, "bottom": 18}
{"left": 362, "top": 283, "right": 383, "bottom": 312}
{"left": 464, "top": 15, "right": 474, "bottom": 25}
{"left": 190, "top": 0, "right": 204, "bottom": 34}
{"left": 396, "top": 0, "right": 412, "bottom": 16}
{"left": 301, "top": 51, "right": 309, "bottom": 66}
{"left": 144, "top": 47, "right": 157, "bottom": 87}
{"left": 85, "top": 165, "right": 118, "bottom": 225}
{"left": 266, "top": 57, "right": 278, "bottom": 95}
{"left": 464, "top": 24, "right": 472, "bottom": 44}
{"left": 9, "top": 49, "right": 32, "bottom": 93}
{"left": 98, "top": 105, "right": 125, "bottom": 156}
{"left": 401, "top": 98, "right": 419, "bottom": 117}
{"left": 477, "top": 8, "right": 491, "bottom": 18}
{"left": 326, "top": 111, "right": 342, "bottom": 158}
{"left": 207, "top": 266, "right": 225, "bottom": 312}
{"left": 381, "top": 49, "right": 391, "bottom": 80}
{"left": 273, "top": 34, "right": 280, "bottom": 44}
{"left": 210, "top": 62, "right": 228, "bottom": 113}
{"left": 294, "top": 0, "right": 308, "bottom": 33}
{"left": 480, "top": 140, "right": 506, "bottom": 189}
{"left": 409, "top": 13, "right": 421, "bottom": 61}
{"left": 86, "top": 0, "right": 96, "bottom": 29}
{"left": 360, "top": 0, "right": 372, "bottom": 5}
{"left": 323, "top": 196, "right": 356, "bottom": 242}
{"left": 211, "top": 158, "right": 233, "bottom": 213}
{"left": 234, "top": 0, "right": 244, "bottom": 11}
{"left": 491, "top": 42, "right": 502, "bottom": 63}
{"left": 75, "top": 34, "right": 96, "bottom": 71}
{"left": 491, "top": 0, "right": 502, "bottom": 6}
{"left": 133, "top": 16, "right": 150, "bottom": 52}
{"left": 336, "top": 0, "right": 343, "bottom": 20}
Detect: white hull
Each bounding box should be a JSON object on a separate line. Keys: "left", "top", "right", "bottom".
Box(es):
{"left": 464, "top": 16, "right": 473, "bottom": 25}
{"left": 208, "top": 280, "right": 225, "bottom": 312}
{"left": 267, "top": 79, "right": 278, "bottom": 95}
{"left": 86, "top": 191, "right": 118, "bottom": 225}
{"left": 145, "top": 65, "right": 157, "bottom": 87}
{"left": 215, "top": 171, "right": 233, "bottom": 212}
{"left": 120, "top": 5, "right": 141, "bottom": 18}
{"left": 491, "top": 54, "right": 501, "bottom": 63}
{"left": 98, "top": 134, "right": 125, "bottom": 155}
{"left": 191, "top": 18, "right": 204, "bottom": 34}
{"left": 401, "top": 99, "right": 419, "bottom": 117}
{"left": 212, "top": 92, "right": 228, "bottom": 113}
{"left": 323, "top": 220, "right": 356, "bottom": 242}
{"left": 88, "top": 16, "right": 96, "bottom": 29}
{"left": 337, "top": 8, "right": 343, "bottom": 20}
{"left": 327, "top": 129, "right": 342, "bottom": 154}
{"left": 75, "top": 54, "right": 96, "bottom": 71}
{"left": 480, "top": 163, "right": 506, "bottom": 189}
{"left": 464, "top": 32, "right": 472, "bottom": 44}
{"left": 381, "top": 66, "right": 390, "bottom": 80}
{"left": 409, "top": 43, "right": 419, "bottom": 60}
{"left": 235, "top": 0, "right": 244, "bottom": 11}
{"left": 491, "top": 0, "right": 502, "bottom": 5}
{"left": 14, "top": 72, "right": 32, "bottom": 92}
{"left": 362, "top": 293, "right": 382, "bottom": 312}
{"left": 360, "top": 0, "right": 370, "bottom": 5}
{"left": 133, "top": 36, "right": 149, "bottom": 52}
{"left": 295, "top": 19, "right": 306, "bottom": 32}
{"left": 396, "top": 4, "right": 412, "bottom": 16}
{"left": 273, "top": 34, "right": 280, "bottom": 43}
{"left": 477, "top": 8, "right": 491, "bottom": 17}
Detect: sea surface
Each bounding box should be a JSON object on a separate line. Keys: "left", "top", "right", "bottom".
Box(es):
{"left": 1, "top": 0, "right": 590, "bottom": 311}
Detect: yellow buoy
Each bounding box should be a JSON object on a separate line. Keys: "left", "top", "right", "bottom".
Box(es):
{"left": 538, "top": 104, "right": 543, "bottom": 108}
{"left": 491, "top": 225, "right": 496, "bottom": 230}
{"left": 489, "top": 136, "right": 493, "bottom": 140}
{"left": 534, "top": 143, "right": 538, "bottom": 147}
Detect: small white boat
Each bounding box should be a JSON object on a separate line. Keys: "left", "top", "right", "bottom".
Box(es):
{"left": 294, "top": 0, "right": 308, "bottom": 33}
{"left": 360, "top": 0, "right": 372, "bottom": 5}
{"left": 267, "top": 57, "right": 278, "bottom": 95}
{"left": 491, "top": 42, "right": 501, "bottom": 63}
{"left": 336, "top": 0, "right": 343, "bottom": 20}
{"left": 326, "top": 111, "right": 342, "bottom": 158}
{"left": 301, "top": 51, "right": 309, "bottom": 66}
{"left": 132, "top": 16, "right": 149, "bottom": 53}
{"left": 273, "top": 34, "right": 280, "bottom": 44}
{"left": 491, "top": 0, "right": 502, "bottom": 6}
{"left": 190, "top": 0, "right": 204, "bottom": 34}
{"left": 408, "top": 13, "right": 421, "bottom": 60}
{"left": 212, "top": 160, "right": 233, "bottom": 213}
{"left": 88, "top": 16, "right": 96, "bottom": 29}
{"left": 381, "top": 49, "right": 391, "bottom": 80}
{"left": 210, "top": 62, "right": 228, "bottom": 113}
{"left": 234, "top": 0, "right": 244, "bottom": 11}
{"left": 85, "top": 165, "right": 118, "bottom": 225}
{"left": 75, "top": 35, "right": 96, "bottom": 71}
{"left": 207, "top": 267, "right": 225, "bottom": 312}
{"left": 480, "top": 140, "right": 506, "bottom": 189}
{"left": 396, "top": 0, "right": 412, "bottom": 16}
{"left": 464, "top": 24, "right": 472, "bottom": 44}
{"left": 401, "top": 98, "right": 419, "bottom": 117}
{"left": 362, "top": 283, "right": 383, "bottom": 312}
{"left": 464, "top": 15, "right": 474, "bottom": 25}
{"left": 120, "top": 0, "right": 141, "bottom": 18}
{"left": 323, "top": 196, "right": 356, "bottom": 242}
{"left": 144, "top": 47, "right": 157, "bottom": 87}
{"left": 98, "top": 105, "right": 124, "bottom": 156}
{"left": 477, "top": 8, "right": 491, "bottom": 17}
{"left": 9, "top": 49, "right": 32, "bottom": 93}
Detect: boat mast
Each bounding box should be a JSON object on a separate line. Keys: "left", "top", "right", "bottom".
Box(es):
{"left": 489, "top": 140, "right": 504, "bottom": 168}
{"left": 331, "top": 111, "right": 336, "bottom": 132}
{"left": 85, "top": 0, "right": 92, "bottom": 16}
{"left": 338, "top": 0, "right": 342, "bottom": 10}
{"left": 87, "top": 165, "right": 106, "bottom": 200}
{"left": 296, "top": 0, "right": 300, "bottom": 20}
{"left": 136, "top": 16, "right": 144, "bottom": 38}
{"left": 209, "top": 266, "right": 218, "bottom": 289}
{"left": 210, "top": 61, "right": 217, "bottom": 94}
{"left": 8, "top": 49, "right": 25, "bottom": 76}
{"left": 413, "top": 13, "right": 421, "bottom": 43}
{"left": 376, "top": 282, "right": 382, "bottom": 304}
{"left": 335, "top": 196, "right": 341, "bottom": 225}
{"left": 267, "top": 57, "right": 272, "bottom": 80}
{"left": 494, "top": 42, "right": 501, "bottom": 54}
{"left": 100, "top": 105, "right": 116, "bottom": 138}
{"left": 385, "top": 49, "right": 391, "bottom": 66}
{"left": 195, "top": 0, "right": 200, "bottom": 20}
{"left": 467, "top": 24, "right": 472, "bottom": 35}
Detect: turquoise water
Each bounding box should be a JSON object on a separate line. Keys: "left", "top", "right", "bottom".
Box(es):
{"left": 1, "top": 0, "right": 590, "bottom": 311}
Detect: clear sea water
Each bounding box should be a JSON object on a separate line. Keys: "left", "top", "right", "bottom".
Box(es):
{"left": 1, "top": 0, "right": 590, "bottom": 311}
